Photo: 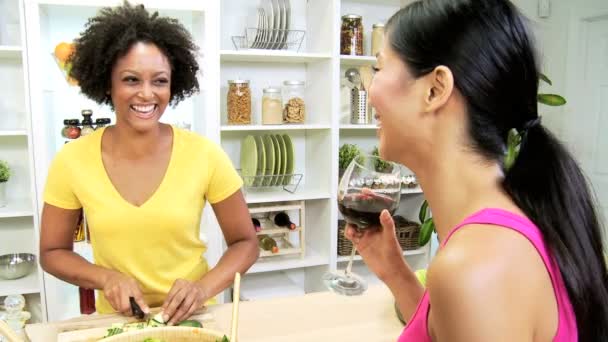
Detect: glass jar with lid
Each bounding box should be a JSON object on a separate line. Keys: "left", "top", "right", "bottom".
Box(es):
{"left": 80, "top": 118, "right": 95, "bottom": 136}
{"left": 341, "top": 14, "right": 364, "bottom": 56}
{"left": 282, "top": 81, "right": 306, "bottom": 123}
{"left": 95, "top": 118, "right": 111, "bottom": 130}
{"left": 65, "top": 119, "right": 81, "bottom": 139}
{"left": 371, "top": 23, "right": 385, "bottom": 57}
{"left": 227, "top": 79, "right": 252, "bottom": 125}
{"left": 262, "top": 87, "right": 283, "bottom": 125}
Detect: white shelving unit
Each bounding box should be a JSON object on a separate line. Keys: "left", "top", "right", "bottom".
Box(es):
{"left": 7, "top": 0, "right": 430, "bottom": 322}
{"left": 0, "top": 0, "right": 45, "bottom": 324}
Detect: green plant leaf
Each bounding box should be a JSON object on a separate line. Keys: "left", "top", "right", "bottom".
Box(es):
{"left": 418, "top": 218, "right": 435, "bottom": 246}
{"left": 419, "top": 200, "right": 429, "bottom": 223}
{"left": 504, "top": 129, "right": 521, "bottom": 171}
{"left": 539, "top": 73, "right": 552, "bottom": 86}
{"left": 538, "top": 94, "right": 566, "bottom": 106}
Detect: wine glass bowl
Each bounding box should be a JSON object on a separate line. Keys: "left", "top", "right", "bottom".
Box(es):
{"left": 324, "top": 155, "right": 402, "bottom": 296}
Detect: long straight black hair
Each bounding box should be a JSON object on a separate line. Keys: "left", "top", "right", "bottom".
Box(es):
{"left": 386, "top": 0, "right": 608, "bottom": 340}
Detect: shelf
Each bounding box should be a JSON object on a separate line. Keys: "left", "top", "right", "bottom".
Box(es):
{"left": 245, "top": 189, "right": 331, "bottom": 204}
{"left": 220, "top": 50, "right": 332, "bottom": 64}
{"left": 0, "top": 46, "right": 22, "bottom": 59}
{"left": 339, "top": 124, "right": 377, "bottom": 130}
{"left": 337, "top": 246, "right": 428, "bottom": 263}
{"left": 221, "top": 124, "right": 331, "bottom": 132}
{"left": 0, "top": 271, "right": 39, "bottom": 297}
{"left": 240, "top": 271, "right": 304, "bottom": 301}
{"left": 402, "top": 187, "right": 423, "bottom": 195}
{"left": 256, "top": 227, "right": 301, "bottom": 236}
{"left": 340, "top": 55, "right": 377, "bottom": 66}
{"left": 0, "top": 130, "right": 28, "bottom": 137}
{"left": 249, "top": 247, "right": 327, "bottom": 274}
{"left": 0, "top": 199, "right": 34, "bottom": 218}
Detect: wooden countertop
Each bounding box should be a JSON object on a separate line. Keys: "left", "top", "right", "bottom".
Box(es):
{"left": 25, "top": 285, "right": 405, "bottom": 341}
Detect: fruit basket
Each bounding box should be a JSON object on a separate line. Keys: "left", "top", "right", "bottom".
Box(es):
{"left": 337, "top": 216, "right": 421, "bottom": 256}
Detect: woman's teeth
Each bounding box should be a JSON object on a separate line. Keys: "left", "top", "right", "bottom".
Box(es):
{"left": 130, "top": 104, "right": 157, "bottom": 119}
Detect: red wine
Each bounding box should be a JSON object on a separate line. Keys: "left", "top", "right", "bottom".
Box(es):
{"left": 273, "top": 212, "right": 296, "bottom": 230}
{"left": 338, "top": 192, "right": 398, "bottom": 228}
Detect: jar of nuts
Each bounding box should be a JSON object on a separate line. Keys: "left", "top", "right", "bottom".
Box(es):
{"left": 282, "top": 80, "right": 306, "bottom": 123}
{"left": 227, "top": 79, "right": 252, "bottom": 125}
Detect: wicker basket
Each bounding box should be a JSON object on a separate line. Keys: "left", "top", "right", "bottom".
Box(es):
{"left": 337, "top": 216, "right": 421, "bottom": 256}
{"left": 100, "top": 327, "right": 226, "bottom": 342}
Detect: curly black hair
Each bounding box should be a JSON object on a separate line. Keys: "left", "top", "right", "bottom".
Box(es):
{"left": 69, "top": 1, "right": 200, "bottom": 107}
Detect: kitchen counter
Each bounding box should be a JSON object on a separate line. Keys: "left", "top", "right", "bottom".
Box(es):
{"left": 25, "top": 284, "right": 405, "bottom": 341}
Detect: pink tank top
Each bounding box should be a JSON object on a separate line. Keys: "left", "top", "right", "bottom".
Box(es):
{"left": 398, "top": 208, "right": 577, "bottom": 341}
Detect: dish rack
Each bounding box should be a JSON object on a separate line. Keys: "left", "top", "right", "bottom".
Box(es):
{"left": 232, "top": 28, "right": 305, "bottom": 51}
{"left": 250, "top": 201, "right": 306, "bottom": 260}
{"left": 240, "top": 172, "right": 303, "bottom": 194}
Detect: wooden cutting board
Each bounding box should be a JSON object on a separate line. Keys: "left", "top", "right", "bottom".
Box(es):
{"left": 25, "top": 309, "right": 216, "bottom": 342}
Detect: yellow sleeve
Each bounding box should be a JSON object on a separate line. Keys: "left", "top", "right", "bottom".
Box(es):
{"left": 43, "top": 149, "right": 82, "bottom": 209}
{"left": 206, "top": 143, "right": 243, "bottom": 204}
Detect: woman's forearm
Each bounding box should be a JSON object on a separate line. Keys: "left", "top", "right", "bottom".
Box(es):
{"left": 41, "top": 248, "right": 115, "bottom": 290}
{"left": 382, "top": 258, "right": 425, "bottom": 324}
{"left": 196, "top": 237, "right": 259, "bottom": 299}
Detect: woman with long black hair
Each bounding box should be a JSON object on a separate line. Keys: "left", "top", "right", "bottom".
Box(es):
{"left": 345, "top": 0, "right": 608, "bottom": 341}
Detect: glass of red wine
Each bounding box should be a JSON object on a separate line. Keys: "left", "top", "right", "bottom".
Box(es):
{"left": 323, "top": 154, "right": 401, "bottom": 296}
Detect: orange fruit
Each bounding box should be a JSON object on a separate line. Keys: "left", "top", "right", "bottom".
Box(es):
{"left": 54, "top": 42, "right": 74, "bottom": 63}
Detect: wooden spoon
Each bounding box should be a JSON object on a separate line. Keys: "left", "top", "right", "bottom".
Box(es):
{"left": 359, "top": 66, "right": 373, "bottom": 91}
{"left": 0, "top": 319, "right": 23, "bottom": 342}
{"left": 230, "top": 272, "right": 242, "bottom": 342}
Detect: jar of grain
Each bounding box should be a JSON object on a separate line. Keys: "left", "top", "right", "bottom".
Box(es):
{"left": 282, "top": 81, "right": 306, "bottom": 123}
{"left": 262, "top": 87, "right": 283, "bottom": 125}
{"left": 371, "top": 23, "right": 385, "bottom": 57}
{"left": 227, "top": 79, "right": 251, "bottom": 125}
{"left": 341, "top": 14, "right": 364, "bottom": 56}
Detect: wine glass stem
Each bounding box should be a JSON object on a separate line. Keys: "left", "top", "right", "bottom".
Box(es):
{"left": 345, "top": 246, "right": 357, "bottom": 277}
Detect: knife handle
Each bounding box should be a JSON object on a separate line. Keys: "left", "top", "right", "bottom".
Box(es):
{"left": 129, "top": 297, "right": 145, "bottom": 319}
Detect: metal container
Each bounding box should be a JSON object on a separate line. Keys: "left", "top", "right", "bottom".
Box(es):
{"left": 0, "top": 253, "right": 36, "bottom": 280}
{"left": 350, "top": 88, "right": 370, "bottom": 124}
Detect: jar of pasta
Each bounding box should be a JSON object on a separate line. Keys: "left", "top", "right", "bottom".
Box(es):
{"left": 227, "top": 79, "right": 252, "bottom": 125}
{"left": 282, "top": 80, "right": 306, "bottom": 123}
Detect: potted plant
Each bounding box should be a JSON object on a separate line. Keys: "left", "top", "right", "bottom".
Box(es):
{"left": 338, "top": 144, "right": 363, "bottom": 177}
{"left": 417, "top": 73, "right": 567, "bottom": 247}
{"left": 371, "top": 146, "right": 393, "bottom": 173}
{"left": 0, "top": 160, "right": 10, "bottom": 208}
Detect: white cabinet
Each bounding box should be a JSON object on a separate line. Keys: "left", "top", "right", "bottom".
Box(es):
{"left": 9, "top": 0, "right": 431, "bottom": 322}
{"left": 0, "top": 0, "right": 46, "bottom": 323}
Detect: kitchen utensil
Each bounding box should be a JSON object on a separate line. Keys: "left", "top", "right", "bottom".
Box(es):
{"left": 345, "top": 68, "right": 361, "bottom": 88}
{"left": 128, "top": 297, "right": 146, "bottom": 320}
{"left": 275, "top": 134, "right": 287, "bottom": 185}
{"left": 0, "top": 319, "right": 22, "bottom": 342}
{"left": 359, "top": 66, "right": 373, "bottom": 91}
{"left": 270, "top": 135, "right": 282, "bottom": 186}
{"left": 230, "top": 272, "right": 241, "bottom": 342}
{"left": 253, "top": 135, "right": 266, "bottom": 186}
{"left": 262, "top": 135, "right": 275, "bottom": 186}
{"left": 0, "top": 254, "right": 36, "bottom": 280}
{"left": 240, "top": 136, "right": 258, "bottom": 186}
{"left": 282, "top": 134, "right": 295, "bottom": 185}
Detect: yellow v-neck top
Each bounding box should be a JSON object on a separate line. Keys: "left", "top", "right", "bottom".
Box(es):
{"left": 43, "top": 126, "right": 243, "bottom": 313}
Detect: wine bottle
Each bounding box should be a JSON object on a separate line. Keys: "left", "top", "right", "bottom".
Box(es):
{"left": 272, "top": 212, "right": 296, "bottom": 230}
{"left": 258, "top": 235, "right": 279, "bottom": 253}
{"left": 252, "top": 218, "right": 262, "bottom": 232}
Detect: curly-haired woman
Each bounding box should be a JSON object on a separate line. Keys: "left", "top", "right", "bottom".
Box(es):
{"left": 40, "top": 2, "right": 258, "bottom": 325}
